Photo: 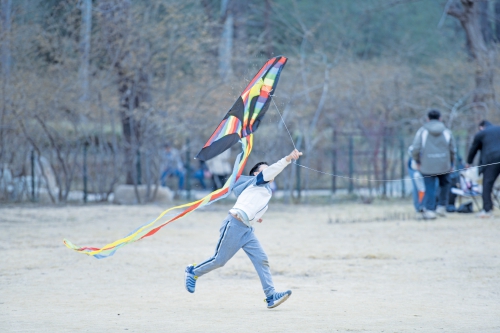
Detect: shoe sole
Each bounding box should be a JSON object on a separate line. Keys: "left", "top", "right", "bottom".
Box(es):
{"left": 267, "top": 292, "right": 292, "bottom": 309}
{"left": 185, "top": 268, "right": 195, "bottom": 293}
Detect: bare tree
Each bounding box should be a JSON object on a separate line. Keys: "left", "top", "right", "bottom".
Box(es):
{"left": 97, "top": 0, "right": 150, "bottom": 193}
{"left": 2, "top": 0, "right": 496, "bottom": 205}
{"left": 0, "top": 0, "right": 12, "bottom": 165}
{"left": 447, "top": 0, "right": 496, "bottom": 119}
{"left": 79, "top": 0, "right": 92, "bottom": 102}
{"left": 495, "top": 0, "right": 500, "bottom": 41}
{"left": 219, "top": 0, "right": 233, "bottom": 78}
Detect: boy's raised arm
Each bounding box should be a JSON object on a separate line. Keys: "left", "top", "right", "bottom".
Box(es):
{"left": 261, "top": 149, "right": 303, "bottom": 182}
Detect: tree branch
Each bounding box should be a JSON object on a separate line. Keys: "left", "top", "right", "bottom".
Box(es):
{"left": 447, "top": 0, "right": 465, "bottom": 21}
{"left": 366, "top": 0, "right": 424, "bottom": 13}
{"left": 438, "top": 0, "right": 454, "bottom": 28}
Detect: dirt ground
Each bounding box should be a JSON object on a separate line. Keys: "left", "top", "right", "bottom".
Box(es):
{"left": 1, "top": 201, "right": 499, "bottom": 332}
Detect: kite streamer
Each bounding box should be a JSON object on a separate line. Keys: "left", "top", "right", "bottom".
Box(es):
{"left": 64, "top": 56, "right": 287, "bottom": 259}
{"left": 63, "top": 135, "right": 253, "bottom": 258}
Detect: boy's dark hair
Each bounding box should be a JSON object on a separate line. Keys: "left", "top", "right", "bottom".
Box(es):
{"left": 479, "top": 120, "right": 491, "bottom": 127}
{"left": 427, "top": 109, "right": 441, "bottom": 120}
{"left": 249, "top": 161, "right": 268, "bottom": 176}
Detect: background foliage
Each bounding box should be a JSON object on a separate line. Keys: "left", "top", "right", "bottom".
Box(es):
{"left": 0, "top": 0, "right": 499, "bottom": 203}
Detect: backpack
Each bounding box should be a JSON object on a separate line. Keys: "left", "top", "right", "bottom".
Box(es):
{"left": 457, "top": 202, "right": 473, "bottom": 213}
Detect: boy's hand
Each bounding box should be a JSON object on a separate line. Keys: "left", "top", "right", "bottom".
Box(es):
{"left": 286, "top": 149, "right": 303, "bottom": 162}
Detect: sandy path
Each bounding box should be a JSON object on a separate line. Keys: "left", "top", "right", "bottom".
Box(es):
{"left": 0, "top": 202, "right": 499, "bottom": 332}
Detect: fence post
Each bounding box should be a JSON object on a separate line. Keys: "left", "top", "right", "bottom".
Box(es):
{"left": 400, "top": 136, "right": 405, "bottom": 198}
{"left": 296, "top": 134, "right": 302, "bottom": 201}
{"left": 185, "top": 138, "right": 191, "bottom": 200}
{"left": 382, "top": 128, "right": 388, "bottom": 198}
{"left": 463, "top": 135, "right": 468, "bottom": 162}
{"left": 83, "top": 142, "right": 88, "bottom": 203}
{"left": 136, "top": 150, "right": 141, "bottom": 185}
{"left": 332, "top": 130, "right": 337, "bottom": 194}
{"left": 296, "top": 157, "right": 301, "bottom": 201}
{"left": 348, "top": 135, "right": 353, "bottom": 194}
{"left": 31, "top": 149, "right": 35, "bottom": 202}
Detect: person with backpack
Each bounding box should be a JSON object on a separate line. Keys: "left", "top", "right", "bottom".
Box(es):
{"left": 411, "top": 110, "right": 456, "bottom": 220}
{"left": 466, "top": 120, "right": 500, "bottom": 218}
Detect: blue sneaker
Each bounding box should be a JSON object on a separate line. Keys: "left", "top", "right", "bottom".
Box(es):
{"left": 185, "top": 265, "right": 197, "bottom": 293}
{"left": 266, "top": 290, "right": 292, "bottom": 309}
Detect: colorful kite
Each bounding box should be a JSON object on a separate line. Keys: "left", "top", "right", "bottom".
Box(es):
{"left": 63, "top": 56, "right": 288, "bottom": 258}
{"left": 197, "top": 56, "right": 288, "bottom": 161}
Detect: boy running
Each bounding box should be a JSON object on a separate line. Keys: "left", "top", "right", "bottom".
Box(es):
{"left": 185, "top": 149, "right": 302, "bottom": 309}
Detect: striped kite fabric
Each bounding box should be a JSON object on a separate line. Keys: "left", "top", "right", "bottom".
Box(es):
{"left": 196, "top": 56, "right": 287, "bottom": 161}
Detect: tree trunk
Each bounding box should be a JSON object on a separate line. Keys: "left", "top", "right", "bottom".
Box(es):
{"left": 495, "top": 0, "right": 500, "bottom": 41}
{"left": 448, "top": 0, "right": 496, "bottom": 119}
{"left": 218, "top": 0, "right": 233, "bottom": 79}
{"left": 0, "top": 0, "right": 12, "bottom": 164}
{"left": 1, "top": 0, "right": 11, "bottom": 79}
{"left": 100, "top": 0, "right": 152, "bottom": 189}
{"left": 232, "top": 0, "right": 248, "bottom": 76}
{"left": 79, "top": 0, "right": 92, "bottom": 101}
{"left": 264, "top": 0, "right": 272, "bottom": 57}
{"left": 479, "top": 0, "right": 493, "bottom": 44}
{"left": 117, "top": 68, "right": 134, "bottom": 185}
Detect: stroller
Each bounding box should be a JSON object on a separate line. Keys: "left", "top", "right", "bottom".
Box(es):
{"left": 451, "top": 167, "right": 482, "bottom": 211}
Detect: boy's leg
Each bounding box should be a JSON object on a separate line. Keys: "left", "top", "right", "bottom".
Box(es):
{"left": 242, "top": 231, "right": 275, "bottom": 298}
{"left": 193, "top": 216, "right": 244, "bottom": 277}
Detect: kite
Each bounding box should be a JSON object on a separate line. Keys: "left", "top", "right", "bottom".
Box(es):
{"left": 63, "top": 56, "right": 288, "bottom": 259}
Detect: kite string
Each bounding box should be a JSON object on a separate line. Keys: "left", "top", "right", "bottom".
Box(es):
{"left": 272, "top": 97, "right": 297, "bottom": 150}
{"left": 271, "top": 96, "right": 500, "bottom": 182}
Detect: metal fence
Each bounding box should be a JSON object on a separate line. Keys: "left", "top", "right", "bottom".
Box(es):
{"left": 0, "top": 130, "right": 471, "bottom": 203}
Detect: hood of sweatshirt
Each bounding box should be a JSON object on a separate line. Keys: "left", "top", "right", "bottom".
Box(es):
{"left": 424, "top": 120, "right": 446, "bottom": 136}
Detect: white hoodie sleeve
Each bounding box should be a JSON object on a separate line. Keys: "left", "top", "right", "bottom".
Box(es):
{"left": 255, "top": 157, "right": 291, "bottom": 185}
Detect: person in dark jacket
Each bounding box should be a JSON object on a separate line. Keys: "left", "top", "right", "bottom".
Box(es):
{"left": 466, "top": 120, "right": 500, "bottom": 218}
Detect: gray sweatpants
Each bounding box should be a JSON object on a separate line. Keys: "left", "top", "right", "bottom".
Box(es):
{"left": 193, "top": 214, "right": 275, "bottom": 297}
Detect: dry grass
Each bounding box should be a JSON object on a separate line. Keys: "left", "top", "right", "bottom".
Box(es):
{"left": 1, "top": 202, "right": 499, "bottom": 332}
